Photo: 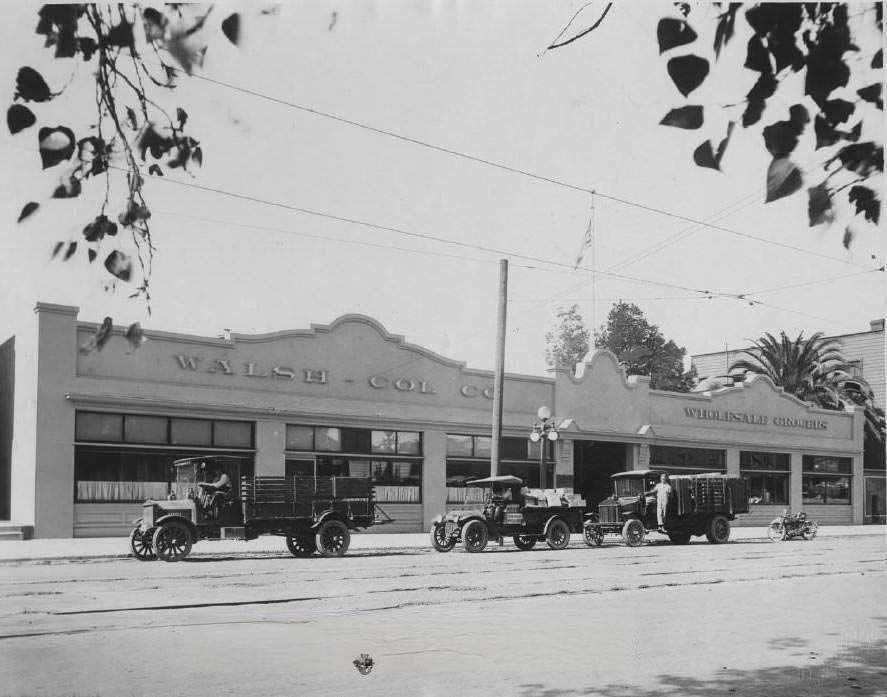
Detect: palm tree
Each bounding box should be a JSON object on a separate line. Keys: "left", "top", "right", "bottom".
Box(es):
{"left": 728, "top": 331, "right": 851, "bottom": 409}
{"left": 730, "top": 331, "right": 885, "bottom": 464}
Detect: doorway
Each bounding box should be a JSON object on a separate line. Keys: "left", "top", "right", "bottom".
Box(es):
{"left": 573, "top": 441, "right": 628, "bottom": 507}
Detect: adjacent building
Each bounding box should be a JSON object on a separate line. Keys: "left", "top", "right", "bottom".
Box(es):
{"left": 691, "top": 319, "right": 885, "bottom": 525}
{"left": 0, "top": 303, "right": 867, "bottom": 538}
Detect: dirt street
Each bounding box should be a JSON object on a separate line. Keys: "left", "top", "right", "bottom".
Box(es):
{"left": 1, "top": 533, "right": 885, "bottom": 696}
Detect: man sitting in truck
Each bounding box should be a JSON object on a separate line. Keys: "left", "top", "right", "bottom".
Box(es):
{"left": 198, "top": 463, "right": 232, "bottom": 516}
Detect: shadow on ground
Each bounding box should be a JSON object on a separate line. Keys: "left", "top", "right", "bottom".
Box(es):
{"left": 517, "top": 636, "right": 887, "bottom": 697}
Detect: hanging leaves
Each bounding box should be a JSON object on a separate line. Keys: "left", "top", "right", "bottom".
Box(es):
{"left": 125, "top": 322, "right": 147, "bottom": 351}
{"left": 742, "top": 72, "right": 777, "bottom": 126}
{"left": 104, "top": 251, "right": 133, "bottom": 282}
{"left": 765, "top": 157, "right": 803, "bottom": 203}
{"left": 15, "top": 67, "right": 52, "bottom": 102}
{"left": 82, "top": 215, "right": 118, "bottom": 242}
{"left": 660, "top": 105, "right": 703, "bottom": 129}
{"left": 666, "top": 55, "right": 709, "bottom": 96}
{"left": 814, "top": 116, "right": 861, "bottom": 149}
{"left": 873, "top": 49, "right": 883, "bottom": 69}
{"left": 38, "top": 126, "right": 75, "bottom": 168}
{"left": 148, "top": 164, "right": 163, "bottom": 176}
{"left": 762, "top": 105, "right": 808, "bottom": 158}
{"left": 657, "top": 18, "right": 697, "bottom": 54}
{"left": 18, "top": 202, "right": 39, "bottom": 223}
{"left": 820, "top": 99, "right": 855, "bottom": 126}
{"left": 7, "top": 104, "right": 36, "bottom": 134}
{"left": 52, "top": 174, "right": 82, "bottom": 199}
{"left": 848, "top": 186, "right": 881, "bottom": 225}
{"left": 222, "top": 13, "right": 241, "bottom": 45}
{"left": 833, "top": 142, "right": 884, "bottom": 176}
{"left": 693, "top": 122, "right": 735, "bottom": 171}
{"left": 744, "top": 35, "right": 771, "bottom": 73}
{"left": 857, "top": 83, "right": 883, "bottom": 110}
{"left": 807, "top": 184, "right": 833, "bottom": 226}
{"left": 713, "top": 4, "right": 740, "bottom": 58}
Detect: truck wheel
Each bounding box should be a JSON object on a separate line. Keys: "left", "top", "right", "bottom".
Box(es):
{"left": 668, "top": 533, "right": 691, "bottom": 545}
{"left": 286, "top": 533, "right": 317, "bottom": 557}
{"left": 513, "top": 535, "right": 537, "bottom": 550}
{"left": 546, "top": 519, "right": 571, "bottom": 550}
{"left": 766, "top": 519, "right": 785, "bottom": 542}
{"left": 462, "top": 520, "right": 488, "bottom": 553}
{"left": 315, "top": 520, "right": 350, "bottom": 557}
{"left": 622, "top": 519, "right": 646, "bottom": 547}
{"left": 583, "top": 525, "right": 603, "bottom": 547}
{"left": 431, "top": 524, "right": 456, "bottom": 552}
{"left": 705, "top": 515, "right": 731, "bottom": 544}
{"left": 152, "top": 520, "right": 192, "bottom": 562}
{"left": 129, "top": 526, "right": 156, "bottom": 561}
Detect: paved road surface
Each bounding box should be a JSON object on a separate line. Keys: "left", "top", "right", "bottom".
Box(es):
{"left": 1, "top": 533, "right": 885, "bottom": 696}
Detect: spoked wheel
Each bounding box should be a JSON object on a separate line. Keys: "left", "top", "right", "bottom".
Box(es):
{"left": 803, "top": 521, "right": 819, "bottom": 540}
{"left": 152, "top": 520, "right": 193, "bottom": 562}
{"left": 546, "top": 519, "right": 571, "bottom": 550}
{"left": 513, "top": 535, "right": 537, "bottom": 551}
{"left": 315, "top": 519, "right": 351, "bottom": 557}
{"left": 705, "top": 515, "right": 731, "bottom": 544}
{"left": 462, "top": 520, "right": 488, "bottom": 553}
{"left": 286, "top": 532, "right": 317, "bottom": 557}
{"left": 431, "top": 524, "right": 456, "bottom": 552}
{"left": 583, "top": 525, "right": 603, "bottom": 547}
{"left": 622, "top": 519, "right": 646, "bottom": 547}
{"left": 129, "top": 526, "right": 156, "bottom": 561}
{"left": 766, "top": 519, "right": 785, "bottom": 542}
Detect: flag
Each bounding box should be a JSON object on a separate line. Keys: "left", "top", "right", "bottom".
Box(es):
{"left": 574, "top": 193, "right": 595, "bottom": 269}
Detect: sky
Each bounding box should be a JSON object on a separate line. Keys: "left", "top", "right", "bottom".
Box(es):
{"left": 1, "top": 1, "right": 884, "bottom": 378}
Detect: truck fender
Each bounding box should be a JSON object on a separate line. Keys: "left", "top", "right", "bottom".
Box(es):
{"left": 543, "top": 515, "right": 565, "bottom": 536}
{"left": 314, "top": 510, "right": 350, "bottom": 529}
{"left": 431, "top": 514, "right": 444, "bottom": 526}
{"left": 130, "top": 516, "right": 144, "bottom": 527}
{"left": 153, "top": 515, "right": 198, "bottom": 541}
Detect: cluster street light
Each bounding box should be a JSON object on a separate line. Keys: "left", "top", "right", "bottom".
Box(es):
{"left": 529, "top": 406, "right": 558, "bottom": 490}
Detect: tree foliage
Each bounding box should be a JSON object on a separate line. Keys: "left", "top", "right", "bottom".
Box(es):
{"left": 7, "top": 4, "right": 242, "bottom": 352}
{"left": 551, "top": 2, "right": 884, "bottom": 245}
{"left": 544, "top": 305, "right": 591, "bottom": 370}
{"left": 656, "top": 3, "right": 884, "bottom": 241}
{"left": 594, "top": 302, "right": 696, "bottom": 392}
{"left": 729, "top": 330, "right": 885, "bottom": 462}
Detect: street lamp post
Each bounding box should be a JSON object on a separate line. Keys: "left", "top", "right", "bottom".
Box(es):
{"left": 529, "top": 406, "right": 559, "bottom": 490}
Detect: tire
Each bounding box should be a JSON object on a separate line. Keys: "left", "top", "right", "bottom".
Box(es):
{"left": 545, "top": 519, "right": 571, "bottom": 550}
{"left": 668, "top": 533, "right": 691, "bottom": 545}
{"left": 315, "top": 519, "right": 351, "bottom": 557}
{"left": 462, "top": 519, "right": 488, "bottom": 553}
{"left": 129, "top": 526, "right": 156, "bottom": 561}
{"left": 803, "top": 521, "right": 819, "bottom": 541}
{"left": 767, "top": 519, "right": 785, "bottom": 542}
{"left": 583, "top": 525, "right": 603, "bottom": 547}
{"left": 286, "top": 532, "right": 317, "bottom": 557}
{"left": 622, "top": 519, "right": 646, "bottom": 547}
{"left": 431, "top": 524, "right": 456, "bottom": 552}
{"left": 705, "top": 515, "right": 731, "bottom": 544}
{"left": 513, "top": 535, "right": 537, "bottom": 551}
{"left": 152, "top": 520, "right": 193, "bottom": 562}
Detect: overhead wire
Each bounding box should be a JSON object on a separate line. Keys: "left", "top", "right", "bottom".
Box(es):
{"left": 171, "top": 65, "right": 874, "bottom": 271}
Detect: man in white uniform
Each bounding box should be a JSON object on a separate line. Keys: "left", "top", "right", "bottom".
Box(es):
{"left": 646, "top": 473, "right": 672, "bottom": 530}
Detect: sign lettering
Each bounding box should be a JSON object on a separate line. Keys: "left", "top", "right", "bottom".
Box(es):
{"left": 683, "top": 407, "right": 827, "bottom": 430}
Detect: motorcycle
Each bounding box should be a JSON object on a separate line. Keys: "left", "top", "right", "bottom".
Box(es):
{"left": 766, "top": 509, "right": 818, "bottom": 541}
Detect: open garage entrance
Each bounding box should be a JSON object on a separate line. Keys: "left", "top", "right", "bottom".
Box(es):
{"left": 573, "top": 440, "right": 629, "bottom": 507}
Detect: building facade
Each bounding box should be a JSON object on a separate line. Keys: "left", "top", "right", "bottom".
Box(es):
{"left": 691, "top": 319, "right": 885, "bottom": 525}
{"left": 0, "top": 304, "right": 866, "bottom": 538}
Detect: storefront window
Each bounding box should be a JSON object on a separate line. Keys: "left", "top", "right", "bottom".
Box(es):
{"left": 213, "top": 421, "right": 253, "bottom": 449}
{"left": 315, "top": 427, "right": 342, "bottom": 452}
{"left": 75, "top": 412, "right": 123, "bottom": 442}
{"left": 474, "top": 436, "right": 492, "bottom": 459}
{"left": 650, "top": 445, "right": 725, "bottom": 473}
{"left": 124, "top": 415, "right": 167, "bottom": 444}
{"left": 372, "top": 430, "right": 396, "bottom": 454}
{"left": 446, "top": 434, "right": 474, "bottom": 457}
{"left": 803, "top": 456, "right": 852, "bottom": 504}
{"left": 74, "top": 447, "right": 253, "bottom": 502}
{"left": 285, "top": 425, "right": 314, "bottom": 451}
{"left": 170, "top": 418, "right": 212, "bottom": 446}
{"left": 396, "top": 431, "right": 422, "bottom": 455}
{"left": 740, "top": 451, "right": 789, "bottom": 505}
{"left": 864, "top": 474, "right": 886, "bottom": 523}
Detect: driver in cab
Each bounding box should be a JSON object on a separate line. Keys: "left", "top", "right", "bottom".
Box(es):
{"left": 198, "top": 462, "right": 232, "bottom": 512}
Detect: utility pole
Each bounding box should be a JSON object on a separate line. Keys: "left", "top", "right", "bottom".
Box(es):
{"left": 490, "top": 259, "right": 508, "bottom": 477}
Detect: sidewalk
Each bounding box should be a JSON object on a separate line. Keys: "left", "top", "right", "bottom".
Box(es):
{"left": 0, "top": 526, "right": 882, "bottom": 563}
